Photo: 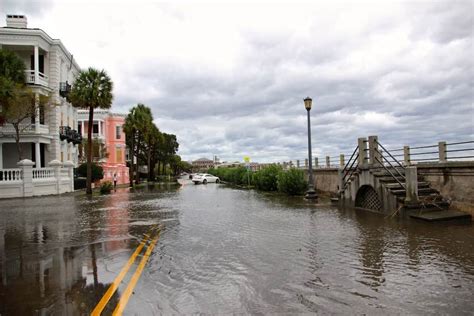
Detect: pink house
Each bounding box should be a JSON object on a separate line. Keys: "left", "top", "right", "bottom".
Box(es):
{"left": 77, "top": 109, "right": 129, "bottom": 185}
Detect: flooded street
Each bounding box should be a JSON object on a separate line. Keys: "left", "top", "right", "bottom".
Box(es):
{"left": 1, "top": 180, "right": 473, "bottom": 315}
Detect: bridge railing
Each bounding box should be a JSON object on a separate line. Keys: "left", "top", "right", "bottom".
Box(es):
{"left": 279, "top": 138, "right": 473, "bottom": 170}
{"left": 387, "top": 140, "right": 474, "bottom": 165}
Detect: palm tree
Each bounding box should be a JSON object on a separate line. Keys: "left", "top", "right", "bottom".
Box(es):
{"left": 69, "top": 68, "right": 113, "bottom": 194}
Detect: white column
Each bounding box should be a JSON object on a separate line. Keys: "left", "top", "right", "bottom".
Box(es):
{"left": 35, "top": 93, "right": 40, "bottom": 133}
{"left": 98, "top": 120, "right": 101, "bottom": 137}
{"left": 0, "top": 144, "right": 3, "bottom": 169}
{"left": 34, "top": 45, "right": 39, "bottom": 83}
{"left": 81, "top": 121, "right": 84, "bottom": 137}
{"left": 35, "top": 142, "right": 41, "bottom": 168}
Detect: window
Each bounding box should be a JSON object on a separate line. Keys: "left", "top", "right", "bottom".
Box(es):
{"left": 93, "top": 123, "right": 99, "bottom": 134}
{"left": 116, "top": 147, "right": 123, "bottom": 163}
{"left": 116, "top": 125, "right": 121, "bottom": 139}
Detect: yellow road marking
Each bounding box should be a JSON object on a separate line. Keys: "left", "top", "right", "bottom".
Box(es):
{"left": 91, "top": 235, "right": 149, "bottom": 316}
{"left": 112, "top": 233, "right": 160, "bottom": 316}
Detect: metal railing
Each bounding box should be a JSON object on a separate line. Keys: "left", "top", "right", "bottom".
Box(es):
{"left": 340, "top": 146, "right": 359, "bottom": 192}
{"left": 374, "top": 140, "right": 406, "bottom": 190}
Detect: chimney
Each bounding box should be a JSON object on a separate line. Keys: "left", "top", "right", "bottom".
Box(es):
{"left": 6, "top": 15, "right": 28, "bottom": 28}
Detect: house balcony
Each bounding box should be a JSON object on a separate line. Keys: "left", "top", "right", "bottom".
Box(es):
{"left": 59, "top": 126, "right": 82, "bottom": 145}
{"left": 59, "top": 82, "right": 71, "bottom": 98}
{"left": 24, "top": 70, "right": 49, "bottom": 87}
{"left": 0, "top": 123, "right": 49, "bottom": 135}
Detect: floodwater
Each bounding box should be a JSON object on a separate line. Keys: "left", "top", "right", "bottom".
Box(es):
{"left": 0, "top": 180, "right": 473, "bottom": 315}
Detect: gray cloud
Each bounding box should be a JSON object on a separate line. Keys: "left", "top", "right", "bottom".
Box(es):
{"left": 17, "top": 0, "right": 470, "bottom": 163}
{"left": 1, "top": 0, "right": 54, "bottom": 17}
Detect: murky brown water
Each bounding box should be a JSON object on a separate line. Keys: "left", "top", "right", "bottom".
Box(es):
{"left": 0, "top": 180, "right": 473, "bottom": 315}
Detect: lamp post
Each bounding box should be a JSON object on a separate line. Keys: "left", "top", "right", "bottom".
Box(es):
{"left": 304, "top": 97, "right": 318, "bottom": 200}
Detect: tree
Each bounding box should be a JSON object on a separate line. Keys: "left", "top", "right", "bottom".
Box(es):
{"left": 156, "top": 133, "right": 179, "bottom": 175}
{"left": 0, "top": 49, "right": 49, "bottom": 160}
{"left": 1, "top": 88, "right": 48, "bottom": 160}
{"left": 69, "top": 68, "right": 113, "bottom": 194}
{"left": 78, "top": 138, "right": 109, "bottom": 163}
{"left": 143, "top": 124, "right": 161, "bottom": 181}
{"left": 77, "top": 162, "right": 104, "bottom": 182}
{"left": 123, "top": 104, "right": 153, "bottom": 186}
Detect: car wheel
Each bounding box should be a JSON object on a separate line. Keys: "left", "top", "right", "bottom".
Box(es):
{"left": 203, "top": 179, "right": 207, "bottom": 184}
{"left": 216, "top": 179, "right": 220, "bottom": 183}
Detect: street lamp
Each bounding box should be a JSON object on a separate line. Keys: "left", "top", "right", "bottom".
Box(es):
{"left": 304, "top": 97, "right": 318, "bottom": 200}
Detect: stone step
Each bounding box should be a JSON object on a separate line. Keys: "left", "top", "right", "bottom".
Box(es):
{"left": 409, "top": 210, "right": 471, "bottom": 222}
{"left": 372, "top": 170, "right": 406, "bottom": 177}
{"left": 390, "top": 188, "right": 439, "bottom": 196}
{"left": 401, "top": 200, "right": 451, "bottom": 209}
{"left": 384, "top": 182, "right": 430, "bottom": 189}
{"left": 377, "top": 176, "right": 424, "bottom": 183}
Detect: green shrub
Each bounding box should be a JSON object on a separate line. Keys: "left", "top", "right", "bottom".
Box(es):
{"left": 208, "top": 166, "right": 251, "bottom": 185}
{"left": 277, "top": 168, "right": 307, "bottom": 195}
{"left": 100, "top": 181, "right": 113, "bottom": 194}
{"left": 76, "top": 163, "right": 104, "bottom": 182}
{"left": 253, "top": 165, "right": 281, "bottom": 191}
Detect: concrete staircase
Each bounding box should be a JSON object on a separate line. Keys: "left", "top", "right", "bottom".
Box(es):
{"left": 372, "top": 169, "right": 471, "bottom": 222}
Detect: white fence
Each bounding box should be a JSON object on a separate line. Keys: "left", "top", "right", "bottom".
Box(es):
{"left": 0, "top": 169, "right": 22, "bottom": 182}
{"left": 0, "top": 159, "right": 74, "bottom": 199}
{"left": 33, "top": 168, "right": 54, "bottom": 179}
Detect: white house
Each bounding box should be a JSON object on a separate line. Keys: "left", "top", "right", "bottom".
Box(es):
{"left": 0, "top": 15, "right": 81, "bottom": 197}
{"left": 0, "top": 14, "right": 81, "bottom": 169}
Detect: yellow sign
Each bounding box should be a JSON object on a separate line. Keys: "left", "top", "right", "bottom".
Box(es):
{"left": 244, "top": 156, "right": 250, "bottom": 163}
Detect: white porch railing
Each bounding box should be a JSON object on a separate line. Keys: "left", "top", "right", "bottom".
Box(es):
{"left": 33, "top": 168, "right": 54, "bottom": 179}
{"left": 0, "top": 169, "right": 22, "bottom": 182}
{"left": 24, "top": 70, "right": 49, "bottom": 86}
{"left": 0, "top": 160, "right": 74, "bottom": 199}
{"left": 0, "top": 124, "right": 50, "bottom": 134}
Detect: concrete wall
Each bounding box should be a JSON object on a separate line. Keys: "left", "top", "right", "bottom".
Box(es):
{"left": 305, "top": 168, "right": 339, "bottom": 194}
{"left": 417, "top": 162, "right": 474, "bottom": 213}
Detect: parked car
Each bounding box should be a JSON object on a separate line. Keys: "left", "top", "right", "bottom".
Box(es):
{"left": 192, "top": 174, "right": 220, "bottom": 184}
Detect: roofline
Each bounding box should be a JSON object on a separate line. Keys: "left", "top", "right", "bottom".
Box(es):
{"left": 0, "top": 26, "right": 81, "bottom": 71}
{"left": 77, "top": 109, "right": 127, "bottom": 117}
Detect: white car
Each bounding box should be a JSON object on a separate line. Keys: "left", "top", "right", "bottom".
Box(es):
{"left": 192, "top": 173, "right": 220, "bottom": 184}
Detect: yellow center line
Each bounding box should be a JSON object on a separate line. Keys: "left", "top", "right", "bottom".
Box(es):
{"left": 90, "top": 234, "right": 150, "bottom": 316}
{"left": 112, "top": 232, "right": 161, "bottom": 316}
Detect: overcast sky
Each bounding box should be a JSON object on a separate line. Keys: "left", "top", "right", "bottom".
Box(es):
{"left": 2, "top": 0, "right": 473, "bottom": 163}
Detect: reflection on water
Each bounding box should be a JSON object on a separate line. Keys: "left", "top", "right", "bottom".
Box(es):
{"left": 0, "top": 182, "right": 473, "bottom": 315}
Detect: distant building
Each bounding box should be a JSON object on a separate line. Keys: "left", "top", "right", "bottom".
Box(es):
{"left": 192, "top": 158, "right": 214, "bottom": 171}
{"left": 77, "top": 109, "right": 129, "bottom": 185}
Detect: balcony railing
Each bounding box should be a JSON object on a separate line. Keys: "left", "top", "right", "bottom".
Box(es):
{"left": 24, "top": 70, "right": 49, "bottom": 86}
{"left": 0, "top": 123, "right": 49, "bottom": 134}
{"left": 59, "top": 126, "right": 82, "bottom": 145}
{"left": 59, "top": 81, "right": 71, "bottom": 98}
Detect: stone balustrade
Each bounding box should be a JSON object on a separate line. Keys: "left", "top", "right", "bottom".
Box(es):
{"left": 0, "top": 159, "right": 74, "bottom": 198}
